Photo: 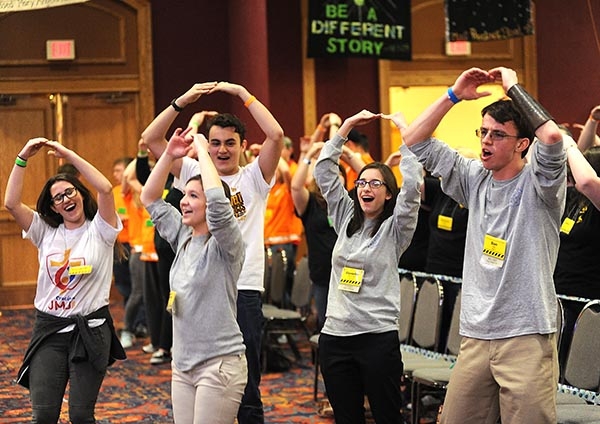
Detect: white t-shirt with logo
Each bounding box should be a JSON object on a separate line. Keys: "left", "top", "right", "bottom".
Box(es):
{"left": 178, "top": 156, "right": 273, "bottom": 291}
{"left": 25, "top": 212, "right": 122, "bottom": 317}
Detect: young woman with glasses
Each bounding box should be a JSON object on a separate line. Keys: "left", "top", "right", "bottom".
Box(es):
{"left": 313, "top": 110, "right": 423, "bottom": 423}
{"left": 4, "top": 137, "right": 126, "bottom": 423}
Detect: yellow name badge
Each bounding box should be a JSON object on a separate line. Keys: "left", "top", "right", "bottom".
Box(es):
{"left": 338, "top": 266, "right": 364, "bottom": 293}
{"left": 437, "top": 215, "right": 453, "bottom": 231}
{"left": 166, "top": 291, "right": 177, "bottom": 315}
{"left": 69, "top": 265, "right": 93, "bottom": 275}
{"left": 481, "top": 234, "right": 507, "bottom": 268}
{"left": 560, "top": 217, "right": 575, "bottom": 234}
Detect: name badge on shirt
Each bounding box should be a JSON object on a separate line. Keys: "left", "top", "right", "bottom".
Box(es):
{"left": 69, "top": 265, "right": 93, "bottom": 275}
{"left": 437, "top": 214, "right": 453, "bottom": 231}
{"left": 480, "top": 234, "right": 506, "bottom": 268}
{"left": 167, "top": 291, "right": 177, "bottom": 315}
{"left": 338, "top": 266, "right": 364, "bottom": 293}
{"left": 560, "top": 217, "right": 575, "bottom": 234}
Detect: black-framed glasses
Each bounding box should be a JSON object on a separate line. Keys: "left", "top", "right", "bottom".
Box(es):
{"left": 354, "top": 179, "right": 386, "bottom": 189}
{"left": 475, "top": 128, "right": 521, "bottom": 142}
{"left": 51, "top": 187, "right": 78, "bottom": 205}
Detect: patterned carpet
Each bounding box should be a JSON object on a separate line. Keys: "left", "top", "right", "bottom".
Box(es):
{"left": 0, "top": 304, "right": 334, "bottom": 424}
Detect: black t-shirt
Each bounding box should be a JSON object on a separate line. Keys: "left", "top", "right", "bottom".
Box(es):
{"left": 423, "top": 177, "right": 468, "bottom": 278}
{"left": 554, "top": 187, "right": 600, "bottom": 299}
{"left": 299, "top": 193, "right": 338, "bottom": 287}
{"left": 398, "top": 205, "right": 430, "bottom": 272}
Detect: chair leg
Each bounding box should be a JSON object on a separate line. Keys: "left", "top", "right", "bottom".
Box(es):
{"left": 313, "top": 347, "right": 320, "bottom": 402}
{"left": 411, "top": 379, "right": 420, "bottom": 424}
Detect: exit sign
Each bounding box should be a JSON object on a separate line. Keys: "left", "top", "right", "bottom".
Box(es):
{"left": 46, "top": 40, "right": 75, "bottom": 60}
{"left": 445, "top": 40, "right": 471, "bottom": 56}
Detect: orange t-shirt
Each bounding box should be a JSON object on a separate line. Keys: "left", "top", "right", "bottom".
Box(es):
{"left": 344, "top": 152, "right": 375, "bottom": 190}
{"left": 264, "top": 181, "right": 302, "bottom": 246}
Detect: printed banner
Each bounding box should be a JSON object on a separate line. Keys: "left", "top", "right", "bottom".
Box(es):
{"left": 445, "top": 0, "right": 534, "bottom": 42}
{"left": 307, "top": 0, "right": 411, "bottom": 60}
{"left": 0, "top": 0, "right": 88, "bottom": 12}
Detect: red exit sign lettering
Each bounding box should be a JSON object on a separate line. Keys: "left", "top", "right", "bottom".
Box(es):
{"left": 46, "top": 40, "right": 75, "bottom": 60}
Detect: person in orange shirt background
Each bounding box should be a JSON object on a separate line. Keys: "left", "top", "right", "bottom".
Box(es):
{"left": 111, "top": 157, "right": 133, "bottom": 307}
{"left": 264, "top": 153, "right": 303, "bottom": 309}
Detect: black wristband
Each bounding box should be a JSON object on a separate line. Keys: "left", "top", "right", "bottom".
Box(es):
{"left": 170, "top": 98, "right": 184, "bottom": 112}
{"left": 507, "top": 84, "right": 553, "bottom": 131}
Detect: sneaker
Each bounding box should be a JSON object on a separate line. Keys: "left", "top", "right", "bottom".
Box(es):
{"left": 150, "top": 349, "right": 171, "bottom": 365}
{"left": 134, "top": 324, "right": 148, "bottom": 338}
{"left": 120, "top": 330, "right": 135, "bottom": 349}
{"left": 142, "top": 343, "right": 157, "bottom": 354}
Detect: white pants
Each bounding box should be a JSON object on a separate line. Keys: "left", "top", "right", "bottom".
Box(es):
{"left": 171, "top": 353, "right": 248, "bottom": 424}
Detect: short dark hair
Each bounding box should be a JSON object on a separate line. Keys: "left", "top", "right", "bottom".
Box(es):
{"left": 37, "top": 174, "right": 97, "bottom": 228}
{"left": 347, "top": 129, "right": 369, "bottom": 151}
{"left": 481, "top": 99, "right": 534, "bottom": 158}
{"left": 346, "top": 162, "right": 398, "bottom": 237}
{"left": 207, "top": 113, "right": 246, "bottom": 143}
{"left": 56, "top": 163, "right": 80, "bottom": 177}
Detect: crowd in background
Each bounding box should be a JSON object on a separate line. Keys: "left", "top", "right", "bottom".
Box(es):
{"left": 5, "top": 67, "right": 600, "bottom": 423}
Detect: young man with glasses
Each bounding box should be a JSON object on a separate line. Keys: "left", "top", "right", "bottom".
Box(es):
{"left": 387, "top": 66, "right": 566, "bottom": 423}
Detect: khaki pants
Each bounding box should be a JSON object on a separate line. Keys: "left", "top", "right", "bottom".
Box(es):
{"left": 171, "top": 354, "right": 248, "bottom": 424}
{"left": 440, "top": 334, "right": 558, "bottom": 424}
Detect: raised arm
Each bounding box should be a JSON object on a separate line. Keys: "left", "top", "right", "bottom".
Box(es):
{"left": 4, "top": 138, "right": 48, "bottom": 231}
{"left": 140, "top": 82, "right": 218, "bottom": 177}
{"left": 396, "top": 68, "right": 494, "bottom": 147}
{"left": 490, "top": 67, "right": 562, "bottom": 145}
{"left": 47, "top": 140, "right": 117, "bottom": 228}
{"left": 565, "top": 137, "right": 600, "bottom": 210}
{"left": 291, "top": 141, "right": 324, "bottom": 215}
{"left": 211, "top": 82, "right": 284, "bottom": 183}
{"left": 576, "top": 105, "right": 600, "bottom": 151}
{"left": 141, "top": 127, "right": 193, "bottom": 207}
{"left": 188, "top": 110, "right": 219, "bottom": 135}
{"left": 193, "top": 133, "right": 221, "bottom": 191}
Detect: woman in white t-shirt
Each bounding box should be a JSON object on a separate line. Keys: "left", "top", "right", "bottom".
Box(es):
{"left": 4, "top": 137, "right": 125, "bottom": 423}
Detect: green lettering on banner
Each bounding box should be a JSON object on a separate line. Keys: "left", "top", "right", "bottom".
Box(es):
{"left": 366, "top": 7, "right": 377, "bottom": 21}
{"left": 308, "top": 0, "right": 411, "bottom": 60}
{"left": 327, "top": 38, "right": 383, "bottom": 55}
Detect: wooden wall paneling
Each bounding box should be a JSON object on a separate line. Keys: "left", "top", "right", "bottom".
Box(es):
{"left": 62, "top": 93, "right": 139, "bottom": 180}
{"left": 0, "top": 0, "right": 153, "bottom": 307}
{"left": 0, "top": 95, "right": 55, "bottom": 307}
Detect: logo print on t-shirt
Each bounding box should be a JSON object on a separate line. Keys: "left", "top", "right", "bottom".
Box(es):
{"left": 230, "top": 191, "right": 247, "bottom": 219}
{"left": 47, "top": 249, "right": 84, "bottom": 291}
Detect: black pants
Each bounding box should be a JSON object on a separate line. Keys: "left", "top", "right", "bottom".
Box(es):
{"left": 29, "top": 324, "right": 110, "bottom": 424}
{"left": 320, "top": 331, "right": 404, "bottom": 424}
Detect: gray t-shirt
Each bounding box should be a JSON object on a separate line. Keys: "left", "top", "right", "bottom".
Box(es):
{"left": 410, "top": 138, "right": 566, "bottom": 339}
{"left": 314, "top": 135, "right": 423, "bottom": 336}
{"left": 146, "top": 187, "right": 246, "bottom": 371}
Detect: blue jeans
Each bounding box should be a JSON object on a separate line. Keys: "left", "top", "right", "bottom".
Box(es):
{"left": 29, "top": 324, "right": 111, "bottom": 424}
{"left": 236, "top": 290, "right": 265, "bottom": 424}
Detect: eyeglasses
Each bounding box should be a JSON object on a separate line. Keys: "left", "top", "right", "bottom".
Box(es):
{"left": 354, "top": 179, "right": 386, "bottom": 189}
{"left": 475, "top": 128, "right": 521, "bottom": 142}
{"left": 51, "top": 187, "right": 78, "bottom": 205}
